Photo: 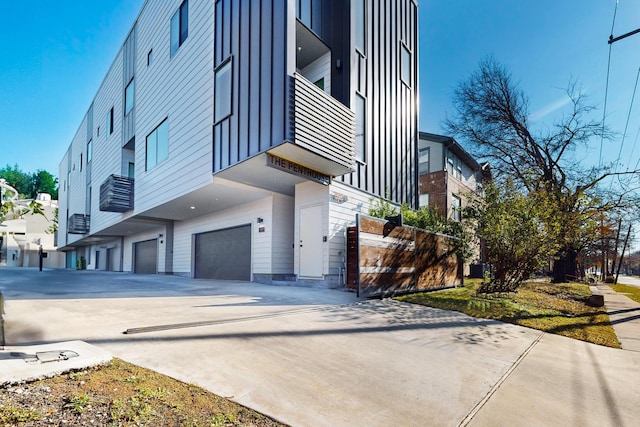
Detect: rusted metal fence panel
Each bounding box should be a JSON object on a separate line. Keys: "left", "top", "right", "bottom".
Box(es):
{"left": 347, "top": 214, "right": 462, "bottom": 297}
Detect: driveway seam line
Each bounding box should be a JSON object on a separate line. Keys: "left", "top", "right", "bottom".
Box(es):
{"left": 457, "top": 330, "right": 545, "bottom": 427}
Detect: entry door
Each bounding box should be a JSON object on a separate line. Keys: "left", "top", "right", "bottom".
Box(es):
{"left": 299, "top": 205, "right": 323, "bottom": 278}
{"left": 134, "top": 239, "right": 158, "bottom": 274}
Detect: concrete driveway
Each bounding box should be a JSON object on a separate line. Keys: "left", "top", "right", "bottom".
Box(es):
{"left": 2, "top": 267, "right": 640, "bottom": 426}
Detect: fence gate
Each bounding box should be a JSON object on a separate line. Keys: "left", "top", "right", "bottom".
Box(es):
{"left": 347, "top": 214, "right": 463, "bottom": 298}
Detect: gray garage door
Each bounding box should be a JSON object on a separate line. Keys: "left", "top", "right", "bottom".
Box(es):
{"left": 134, "top": 239, "right": 157, "bottom": 274}
{"left": 195, "top": 225, "right": 251, "bottom": 280}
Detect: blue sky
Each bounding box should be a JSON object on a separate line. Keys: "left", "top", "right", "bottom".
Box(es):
{"left": 1, "top": 1, "right": 639, "bottom": 179}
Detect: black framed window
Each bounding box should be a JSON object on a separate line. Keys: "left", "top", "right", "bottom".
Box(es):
{"left": 355, "top": 93, "right": 366, "bottom": 162}
{"left": 214, "top": 58, "right": 233, "bottom": 123}
{"left": 146, "top": 119, "right": 169, "bottom": 170}
{"left": 170, "top": 0, "right": 189, "bottom": 57}
{"left": 125, "top": 78, "right": 135, "bottom": 115}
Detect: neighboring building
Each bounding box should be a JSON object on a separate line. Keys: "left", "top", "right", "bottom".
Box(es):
{"left": 1, "top": 179, "right": 64, "bottom": 268}
{"left": 58, "top": 0, "right": 418, "bottom": 287}
{"left": 417, "top": 132, "right": 488, "bottom": 220}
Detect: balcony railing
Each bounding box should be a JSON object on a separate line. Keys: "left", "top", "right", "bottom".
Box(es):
{"left": 291, "top": 73, "right": 355, "bottom": 172}
{"left": 99, "top": 174, "right": 134, "bottom": 213}
{"left": 68, "top": 213, "right": 90, "bottom": 234}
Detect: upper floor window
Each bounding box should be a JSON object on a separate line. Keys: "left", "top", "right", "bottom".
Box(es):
{"left": 107, "top": 107, "right": 114, "bottom": 136}
{"left": 418, "top": 147, "right": 429, "bottom": 174}
{"left": 171, "top": 0, "right": 189, "bottom": 57}
{"left": 214, "top": 58, "right": 233, "bottom": 123}
{"left": 355, "top": 0, "right": 366, "bottom": 54}
{"left": 401, "top": 43, "right": 411, "bottom": 86}
{"left": 125, "top": 78, "right": 135, "bottom": 115}
{"left": 451, "top": 195, "right": 461, "bottom": 222}
{"left": 146, "top": 119, "right": 169, "bottom": 170}
{"left": 87, "top": 139, "right": 93, "bottom": 163}
{"left": 355, "top": 94, "right": 366, "bottom": 162}
{"left": 147, "top": 49, "right": 154, "bottom": 66}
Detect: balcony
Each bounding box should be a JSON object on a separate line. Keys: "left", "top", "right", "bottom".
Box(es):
{"left": 99, "top": 174, "right": 134, "bottom": 213}
{"left": 68, "top": 213, "right": 90, "bottom": 234}
{"left": 269, "top": 73, "right": 354, "bottom": 177}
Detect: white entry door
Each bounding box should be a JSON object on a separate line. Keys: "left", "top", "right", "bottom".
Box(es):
{"left": 299, "top": 205, "right": 323, "bottom": 278}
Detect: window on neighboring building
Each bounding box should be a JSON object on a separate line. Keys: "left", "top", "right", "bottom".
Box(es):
{"left": 401, "top": 43, "right": 411, "bottom": 86}
{"left": 451, "top": 194, "right": 461, "bottom": 221}
{"left": 456, "top": 164, "right": 463, "bottom": 180}
{"left": 147, "top": 49, "right": 154, "bottom": 66}
{"left": 355, "top": 93, "right": 366, "bottom": 162}
{"left": 170, "top": 0, "right": 189, "bottom": 57}
{"left": 447, "top": 155, "right": 454, "bottom": 175}
{"left": 355, "top": 0, "right": 366, "bottom": 54}
{"left": 125, "top": 78, "right": 135, "bottom": 115}
{"left": 418, "top": 147, "right": 429, "bottom": 174}
{"left": 146, "top": 119, "right": 169, "bottom": 170}
{"left": 87, "top": 139, "right": 93, "bottom": 163}
{"left": 419, "top": 193, "right": 430, "bottom": 208}
{"left": 214, "top": 58, "right": 233, "bottom": 123}
{"left": 107, "top": 107, "right": 114, "bottom": 136}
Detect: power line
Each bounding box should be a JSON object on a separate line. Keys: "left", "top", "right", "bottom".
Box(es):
{"left": 601, "top": 0, "right": 620, "bottom": 166}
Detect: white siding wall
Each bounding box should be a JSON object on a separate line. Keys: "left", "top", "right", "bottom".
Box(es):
{"left": 172, "top": 197, "right": 274, "bottom": 276}
{"left": 327, "top": 181, "right": 384, "bottom": 276}
{"left": 64, "top": 115, "right": 89, "bottom": 246}
{"left": 133, "top": 0, "right": 215, "bottom": 215}
{"left": 90, "top": 50, "right": 127, "bottom": 233}
{"left": 123, "top": 227, "right": 166, "bottom": 273}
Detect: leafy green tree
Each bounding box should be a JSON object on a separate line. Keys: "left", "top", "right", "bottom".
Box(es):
{"left": 0, "top": 164, "right": 32, "bottom": 197}
{"left": 464, "top": 181, "right": 559, "bottom": 293}
{"left": 443, "top": 57, "right": 638, "bottom": 282}
{"left": 0, "top": 165, "right": 58, "bottom": 199}
{"left": 368, "top": 198, "right": 473, "bottom": 260}
{"left": 32, "top": 170, "right": 58, "bottom": 199}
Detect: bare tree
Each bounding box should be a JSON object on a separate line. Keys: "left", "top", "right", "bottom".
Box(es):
{"left": 445, "top": 57, "right": 639, "bottom": 282}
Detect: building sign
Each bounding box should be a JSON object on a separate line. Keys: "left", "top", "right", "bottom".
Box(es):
{"left": 266, "top": 153, "right": 331, "bottom": 185}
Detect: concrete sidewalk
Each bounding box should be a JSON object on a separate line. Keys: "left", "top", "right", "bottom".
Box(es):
{"left": 598, "top": 279, "right": 640, "bottom": 352}
{"left": 2, "top": 268, "right": 640, "bottom": 426}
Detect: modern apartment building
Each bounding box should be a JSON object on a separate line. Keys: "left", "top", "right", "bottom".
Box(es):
{"left": 58, "top": 0, "right": 418, "bottom": 287}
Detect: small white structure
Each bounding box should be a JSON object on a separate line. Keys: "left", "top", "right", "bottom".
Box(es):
{"left": 0, "top": 179, "right": 64, "bottom": 268}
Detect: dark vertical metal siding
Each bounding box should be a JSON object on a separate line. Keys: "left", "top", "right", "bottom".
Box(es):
{"left": 338, "top": 0, "right": 417, "bottom": 208}
{"left": 122, "top": 25, "right": 137, "bottom": 148}
{"left": 213, "top": 0, "right": 289, "bottom": 172}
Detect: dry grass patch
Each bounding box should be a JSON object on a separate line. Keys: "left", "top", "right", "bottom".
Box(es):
{"left": 0, "top": 358, "right": 287, "bottom": 426}
{"left": 397, "top": 279, "right": 620, "bottom": 348}
{"left": 611, "top": 283, "right": 640, "bottom": 303}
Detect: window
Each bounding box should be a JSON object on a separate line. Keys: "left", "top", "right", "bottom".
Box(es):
{"left": 418, "top": 147, "right": 429, "bottom": 174}
{"left": 355, "top": 0, "right": 366, "bottom": 54}
{"left": 79, "top": 153, "right": 83, "bottom": 172}
{"left": 146, "top": 119, "right": 169, "bottom": 170}
{"left": 214, "top": 59, "right": 233, "bottom": 123}
{"left": 128, "top": 162, "right": 135, "bottom": 179}
{"left": 401, "top": 43, "right": 411, "bottom": 86}
{"left": 97, "top": 126, "right": 100, "bottom": 137}
{"left": 87, "top": 139, "right": 93, "bottom": 163}
{"left": 419, "top": 193, "right": 430, "bottom": 208}
{"left": 451, "top": 195, "right": 461, "bottom": 222}
{"left": 355, "top": 94, "right": 366, "bottom": 162}
{"left": 456, "top": 165, "right": 463, "bottom": 180}
{"left": 125, "top": 78, "right": 135, "bottom": 115}
{"left": 107, "top": 107, "right": 114, "bottom": 136}
{"left": 314, "top": 78, "right": 325, "bottom": 91}
{"left": 147, "top": 49, "right": 154, "bottom": 66}
{"left": 170, "top": 0, "right": 189, "bottom": 57}
{"left": 447, "top": 155, "right": 454, "bottom": 175}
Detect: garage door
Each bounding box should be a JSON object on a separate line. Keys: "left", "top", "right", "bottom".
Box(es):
{"left": 195, "top": 225, "right": 251, "bottom": 280}
{"left": 134, "top": 239, "right": 157, "bottom": 274}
